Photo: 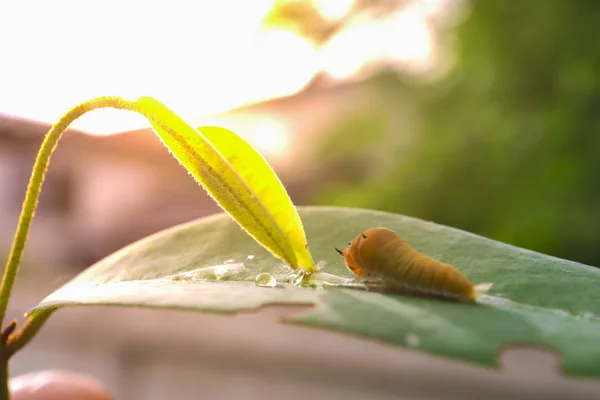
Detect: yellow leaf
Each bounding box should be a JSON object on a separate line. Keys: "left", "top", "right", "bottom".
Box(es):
{"left": 135, "top": 96, "right": 315, "bottom": 272}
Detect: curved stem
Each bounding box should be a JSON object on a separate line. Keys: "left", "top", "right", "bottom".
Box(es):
{"left": 0, "top": 97, "right": 136, "bottom": 327}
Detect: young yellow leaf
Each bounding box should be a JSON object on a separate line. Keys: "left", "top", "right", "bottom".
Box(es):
{"left": 134, "top": 96, "right": 315, "bottom": 272}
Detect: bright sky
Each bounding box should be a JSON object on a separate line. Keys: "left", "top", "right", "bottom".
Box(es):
{"left": 0, "top": 0, "right": 441, "bottom": 152}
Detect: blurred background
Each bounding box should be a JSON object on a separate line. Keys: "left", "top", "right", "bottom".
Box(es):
{"left": 1, "top": 0, "right": 600, "bottom": 398}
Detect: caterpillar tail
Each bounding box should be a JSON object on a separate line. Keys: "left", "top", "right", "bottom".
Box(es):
{"left": 460, "top": 282, "right": 493, "bottom": 303}
{"left": 473, "top": 282, "right": 493, "bottom": 298}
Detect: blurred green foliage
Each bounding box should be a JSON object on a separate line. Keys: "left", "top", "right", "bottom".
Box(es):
{"left": 308, "top": 0, "right": 600, "bottom": 266}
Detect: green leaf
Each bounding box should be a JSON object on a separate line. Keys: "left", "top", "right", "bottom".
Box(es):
{"left": 134, "top": 96, "right": 315, "bottom": 272}
{"left": 30, "top": 207, "right": 600, "bottom": 377}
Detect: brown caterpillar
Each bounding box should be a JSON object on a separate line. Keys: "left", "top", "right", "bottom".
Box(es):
{"left": 335, "top": 227, "right": 492, "bottom": 303}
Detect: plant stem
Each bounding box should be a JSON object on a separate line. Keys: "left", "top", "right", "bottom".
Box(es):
{"left": 0, "top": 97, "right": 136, "bottom": 327}
{"left": 0, "top": 97, "right": 144, "bottom": 400}
{"left": 5, "top": 310, "right": 55, "bottom": 358}
{"left": 0, "top": 354, "right": 8, "bottom": 400}
{"left": 0, "top": 321, "right": 16, "bottom": 400}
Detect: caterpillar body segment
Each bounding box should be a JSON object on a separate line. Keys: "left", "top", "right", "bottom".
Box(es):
{"left": 336, "top": 227, "right": 492, "bottom": 303}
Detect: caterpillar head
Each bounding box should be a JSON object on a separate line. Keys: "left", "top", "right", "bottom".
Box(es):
{"left": 335, "top": 231, "right": 371, "bottom": 277}
{"left": 335, "top": 227, "right": 406, "bottom": 278}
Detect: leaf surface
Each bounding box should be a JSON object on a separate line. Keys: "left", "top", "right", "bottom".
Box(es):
{"left": 31, "top": 207, "right": 600, "bottom": 377}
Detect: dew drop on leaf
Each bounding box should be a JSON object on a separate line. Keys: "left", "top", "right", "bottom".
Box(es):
{"left": 255, "top": 273, "right": 277, "bottom": 288}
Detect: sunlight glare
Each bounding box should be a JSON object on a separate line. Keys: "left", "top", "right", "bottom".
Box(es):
{"left": 0, "top": 0, "right": 281, "bottom": 134}
{"left": 245, "top": 29, "right": 318, "bottom": 101}
{"left": 317, "top": 18, "right": 375, "bottom": 80}
{"left": 252, "top": 118, "right": 290, "bottom": 157}
{"left": 199, "top": 113, "right": 290, "bottom": 160}
{"left": 384, "top": 7, "right": 434, "bottom": 72}
{"left": 313, "top": 0, "right": 355, "bottom": 20}
{"left": 318, "top": 6, "right": 435, "bottom": 80}
{"left": 0, "top": 0, "right": 438, "bottom": 135}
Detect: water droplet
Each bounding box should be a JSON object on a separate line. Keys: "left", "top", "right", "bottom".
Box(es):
{"left": 291, "top": 270, "right": 308, "bottom": 286}
{"left": 255, "top": 273, "right": 277, "bottom": 288}
{"left": 316, "top": 260, "right": 327, "bottom": 271}
{"left": 285, "top": 272, "right": 295, "bottom": 280}
{"left": 285, "top": 269, "right": 304, "bottom": 286}
{"left": 167, "top": 263, "right": 246, "bottom": 282}
{"left": 405, "top": 333, "right": 420, "bottom": 348}
{"left": 213, "top": 265, "right": 230, "bottom": 280}
{"left": 247, "top": 255, "right": 255, "bottom": 260}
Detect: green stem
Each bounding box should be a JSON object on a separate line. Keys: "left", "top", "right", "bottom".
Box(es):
{"left": 0, "top": 97, "right": 136, "bottom": 327}
{"left": 0, "top": 96, "right": 151, "bottom": 400}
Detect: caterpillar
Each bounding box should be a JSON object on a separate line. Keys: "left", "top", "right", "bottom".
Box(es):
{"left": 335, "top": 227, "right": 492, "bottom": 303}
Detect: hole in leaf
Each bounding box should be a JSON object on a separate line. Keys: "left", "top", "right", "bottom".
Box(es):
{"left": 498, "top": 345, "right": 562, "bottom": 378}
